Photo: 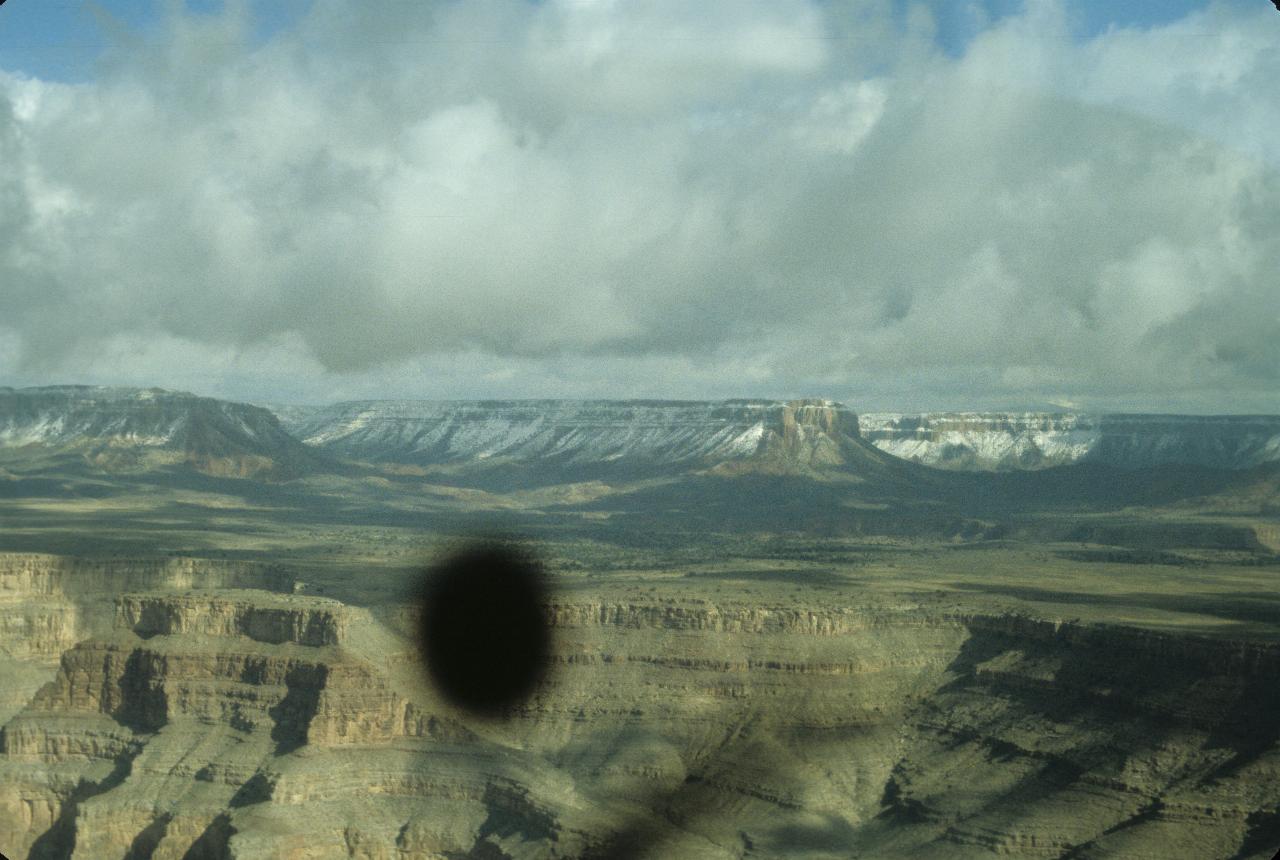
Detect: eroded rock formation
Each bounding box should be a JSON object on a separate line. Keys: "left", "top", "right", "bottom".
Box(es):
{"left": 2, "top": 555, "right": 1277, "bottom": 858}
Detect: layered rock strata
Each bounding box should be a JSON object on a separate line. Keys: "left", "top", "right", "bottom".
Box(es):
{"left": 0, "top": 555, "right": 293, "bottom": 727}
{"left": 2, "top": 579, "right": 1276, "bottom": 859}
{"left": 0, "top": 589, "right": 474, "bottom": 859}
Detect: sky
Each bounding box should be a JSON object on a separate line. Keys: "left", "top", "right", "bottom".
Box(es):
{"left": 0, "top": 0, "right": 1277, "bottom": 412}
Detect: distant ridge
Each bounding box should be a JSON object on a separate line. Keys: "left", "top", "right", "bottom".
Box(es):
{"left": 276, "top": 398, "right": 900, "bottom": 480}
{"left": 0, "top": 386, "right": 330, "bottom": 478}
{"left": 276, "top": 399, "right": 1280, "bottom": 475}
{"left": 860, "top": 412, "right": 1280, "bottom": 471}
{"left": 4, "top": 388, "right": 1276, "bottom": 482}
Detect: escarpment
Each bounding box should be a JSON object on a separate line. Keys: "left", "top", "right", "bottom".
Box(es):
{"left": 0, "top": 555, "right": 293, "bottom": 729}
{"left": 0, "top": 584, "right": 481, "bottom": 859}
{"left": 0, "top": 555, "right": 293, "bottom": 624}
{"left": 116, "top": 591, "right": 349, "bottom": 646}
{"left": 3, "top": 560, "right": 1275, "bottom": 859}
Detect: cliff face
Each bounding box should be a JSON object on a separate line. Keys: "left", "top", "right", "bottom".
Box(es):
{"left": 0, "top": 386, "right": 329, "bottom": 478}
{"left": 116, "top": 592, "right": 348, "bottom": 646}
{"left": 0, "top": 555, "right": 293, "bottom": 728}
{"left": 860, "top": 412, "right": 1280, "bottom": 471}
{"left": 756, "top": 399, "right": 866, "bottom": 469}
{"left": 0, "top": 555, "right": 292, "bottom": 641}
{"left": 3, "top": 559, "right": 1277, "bottom": 859}
{"left": 0, "top": 585, "right": 477, "bottom": 860}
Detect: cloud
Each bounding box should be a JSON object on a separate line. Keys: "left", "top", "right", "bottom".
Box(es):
{"left": 0, "top": 0, "right": 1277, "bottom": 410}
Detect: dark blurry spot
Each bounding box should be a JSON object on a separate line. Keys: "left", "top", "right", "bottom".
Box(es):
{"left": 417, "top": 541, "right": 551, "bottom": 717}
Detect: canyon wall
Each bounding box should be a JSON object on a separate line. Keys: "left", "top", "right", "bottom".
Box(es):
{"left": 0, "top": 554, "right": 293, "bottom": 727}
{"left": 2, "top": 556, "right": 1277, "bottom": 858}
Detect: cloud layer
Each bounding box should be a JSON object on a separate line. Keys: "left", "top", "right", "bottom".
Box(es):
{"left": 1, "top": 0, "right": 1277, "bottom": 410}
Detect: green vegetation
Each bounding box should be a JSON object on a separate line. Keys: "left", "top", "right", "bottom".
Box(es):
{"left": 1, "top": 455, "right": 1276, "bottom": 638}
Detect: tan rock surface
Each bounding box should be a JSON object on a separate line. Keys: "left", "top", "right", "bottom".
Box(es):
{"left": 0, "top": 554, "right": 1277, "bottom": 858}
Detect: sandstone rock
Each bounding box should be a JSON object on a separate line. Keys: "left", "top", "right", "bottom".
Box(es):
{"left": 1, "top": 558, "right": 1278, "bottom": 858}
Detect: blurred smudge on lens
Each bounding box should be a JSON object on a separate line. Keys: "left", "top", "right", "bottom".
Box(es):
{"left": 416, "top": 540, "right": 552, "bottom": 717}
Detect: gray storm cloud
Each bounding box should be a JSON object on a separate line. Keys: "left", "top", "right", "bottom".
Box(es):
{"left": 0, "top": 0, "right": 1277, "bottom": 409}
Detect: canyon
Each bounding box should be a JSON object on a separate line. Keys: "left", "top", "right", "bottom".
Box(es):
{"left": 0, "top": 387, "right": 1277, "bottom": 858}
{"left": 1, "top": 552, "right": 1277, "bottom": 858}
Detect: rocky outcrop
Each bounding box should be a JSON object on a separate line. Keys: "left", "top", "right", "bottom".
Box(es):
{"left": 0, "top": 555, "right": 295, "bottom": 729}
{"left": 860, "top": 412, "right": 1280, "bottom": 470}
{"left": 0, "top": 555, "right": 292, "bottom": 651}
{"left": 1, "top": 569, "right": 1278, "bottom": 858}
{"left": 116, "top": 592, "right": 350, "bottom": 646}
{"left": 0, "top": 587, "right": 473, "bottom": 859}
{"left": 750, "top": 399, "right": 871, "bottom": 471}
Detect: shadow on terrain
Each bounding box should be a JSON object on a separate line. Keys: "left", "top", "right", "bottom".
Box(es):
{"left": 577, "top": 719, "right": 821, "bottom": 860}
{"left": 123, "top": 811, "right": 172, "bottom": 859}
{"left": 768, "top": 813, "right": 862, "bottom": 852}
{"left": 27, "top": 749, "right": 137, "bottom": 859}
{"left": 181, "top": 812, "right": 234, "bottom": 859}
{"left": 948, "top": 582, "right": 1280, "bottom": 630}
{"left": 944, "top": 462, "right": 1248, "bottom": 514}
{"left": 1234, "top": 810, "right": 1280, "bottom": 860}
{"left": 269, "top": 667, "right": 327, "bottom": 754}
{"left": 884, "top": 620, "right": 1280, "bottom": 857}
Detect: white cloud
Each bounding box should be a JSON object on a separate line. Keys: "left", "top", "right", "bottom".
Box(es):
{"left": 793, "top": 80, "right": 888, "bottom": 154}
{"left": 0, "top": 0, "right": 1277, "bottom": 411}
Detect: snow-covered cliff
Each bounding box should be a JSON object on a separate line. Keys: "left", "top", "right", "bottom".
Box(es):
{"left": 859, "top": 412, "right": 1280, "bottom": 471}
{"left": 283, "top": 399, "right": 869, "bottom": 471}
